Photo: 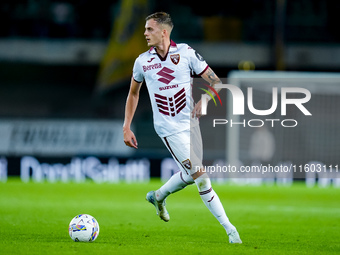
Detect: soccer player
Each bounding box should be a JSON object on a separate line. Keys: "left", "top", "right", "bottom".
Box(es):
{"left": 123, "top": 12, "right": 242, "bottom": 244}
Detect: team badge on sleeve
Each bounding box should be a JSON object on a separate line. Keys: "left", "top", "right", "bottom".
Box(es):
{"left": 170, "top": 54, "right": 180, "bottom": 65}
{"left": 195, "top": 51, "right": 204, "bottom": 61}
{"left": 182, "top": 159, "right": 192, "bottom": 170}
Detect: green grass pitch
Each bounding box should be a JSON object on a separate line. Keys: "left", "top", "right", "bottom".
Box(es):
{"left": 0, "top": 178, "right": 339, "bottom": 255}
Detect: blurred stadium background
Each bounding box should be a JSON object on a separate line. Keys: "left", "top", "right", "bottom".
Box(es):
{"left": 0, "top": 0, "right": 339, "bottom": 185}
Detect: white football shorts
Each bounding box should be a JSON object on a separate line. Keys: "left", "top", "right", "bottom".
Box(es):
{"left": 161, "top": 124, "right": 203, "bottom": 176}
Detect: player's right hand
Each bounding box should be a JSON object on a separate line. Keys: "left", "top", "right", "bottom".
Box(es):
{"left": 123, "top": 128, "right": 138, "bottom": 149}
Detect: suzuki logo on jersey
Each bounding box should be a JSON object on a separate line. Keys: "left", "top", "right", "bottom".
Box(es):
{"left": 157, "top": 67, "right": 175, "bottom": 85}
{"left": 154, "top": 88, "right": 186, "bottom": 117}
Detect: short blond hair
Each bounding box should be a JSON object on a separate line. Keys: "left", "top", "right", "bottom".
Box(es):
{"left": 146, "top": 12, "right": 173, "bottom": 32}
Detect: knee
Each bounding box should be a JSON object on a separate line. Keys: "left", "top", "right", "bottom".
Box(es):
{"left": 181, "top": 171, "right": 195, "bottom": 185}
{"left": 194, "top": 174, "right": 211, "bottom": 192}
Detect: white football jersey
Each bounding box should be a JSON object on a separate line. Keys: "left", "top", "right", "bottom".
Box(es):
{"left": 133, "top": 40, "right": 208, "bottom": 137}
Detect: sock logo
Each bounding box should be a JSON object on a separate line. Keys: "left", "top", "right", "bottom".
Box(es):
{"left": 207, "top": 195, "right": 215, "bottom": 202}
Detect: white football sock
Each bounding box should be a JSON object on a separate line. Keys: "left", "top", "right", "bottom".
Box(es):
{"left": 194, "top": 174, "right": 236, "bottom": 234}
{"left": 155, "top": 171, "right": 194, "bottom": 201}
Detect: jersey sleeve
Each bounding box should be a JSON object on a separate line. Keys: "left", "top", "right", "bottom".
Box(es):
{"left": 187, "top": 46, "right": 209, "bottom": 76}
{"left": 132, "top": 57, "right": 144, "bottom": 83}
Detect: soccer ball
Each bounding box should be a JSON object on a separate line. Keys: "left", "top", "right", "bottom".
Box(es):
{"left": 68, "top": 214, "right": 100, "bottom": 242}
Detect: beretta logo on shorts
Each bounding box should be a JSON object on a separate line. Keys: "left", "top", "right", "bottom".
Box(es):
{"left": 200, "top": 84, "right": 312, "bottom": 128}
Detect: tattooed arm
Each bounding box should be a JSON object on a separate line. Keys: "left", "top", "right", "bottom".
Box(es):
{"left": 192, "top": 67, "right": 222, "bottom": 118}
{"left": 201, "top": 67, "right": 222, "bottom": 88}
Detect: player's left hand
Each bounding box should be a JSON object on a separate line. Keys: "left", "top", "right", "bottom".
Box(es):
{"left": 192, "top": 100, "right": 203, "bottom": 118}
